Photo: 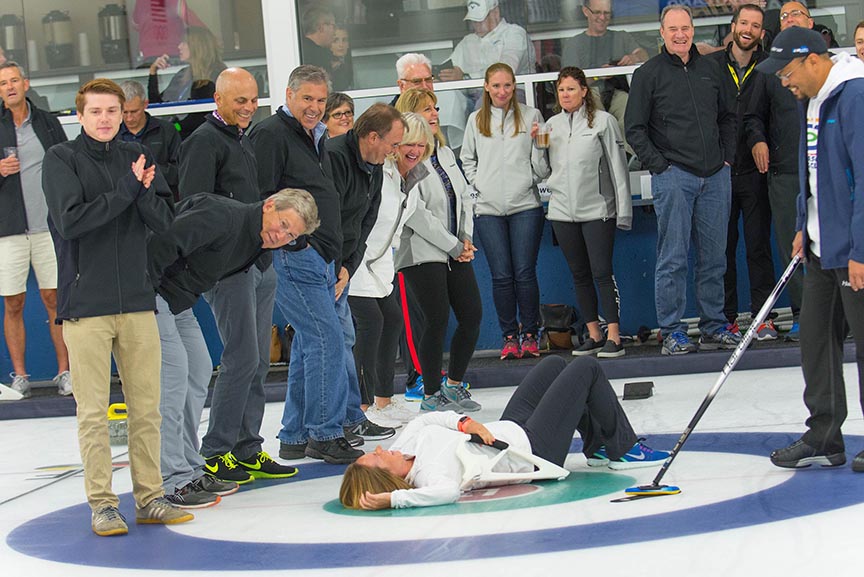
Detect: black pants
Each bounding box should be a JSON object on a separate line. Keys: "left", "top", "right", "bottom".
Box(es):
{"left": 799, "top": 256, "right": 864, "bottom": 454}
{"left": 724, "top": 170, "right": 775, "bottom": 320}
{"left": 768, "top": 171, "right": 803, "bottom": 317}
{"left": 400, "top": 261, "right": 482, "bottom": 396}
{"left": 501, "top": 356, "right": 638, "bottom": 466}
{"left": 395, "top": 272, "right": 424, "bottom": 385}
{"left": 349, "top": 292, "right": 403, "bottom": 404}
{"left": 551, "top": 219, "right": 620, "bottom": 324}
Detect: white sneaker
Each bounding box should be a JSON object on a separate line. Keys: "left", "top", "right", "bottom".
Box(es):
{"left": 365, "top": 404, "right": 403, "bottom": 429}
{"left": 55, "top": 371, "right": 73, "bottom": 396}
{"left": 383, "top": 397, "right": 418, "bottom": 423}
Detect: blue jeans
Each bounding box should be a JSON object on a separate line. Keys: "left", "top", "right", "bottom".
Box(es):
{"left": 652, "top": 164, "right": 731, "bottom": 335}
{"left": 335, "top": 282, "right": 366, "bottom": 427}
{"left": 274, "top": 247, "right": 347, "bottom": 444}
{"left": 473, "top": 206, "right": 544, "bottom": 337}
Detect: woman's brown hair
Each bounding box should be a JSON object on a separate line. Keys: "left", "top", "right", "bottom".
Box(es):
{"left": 476, "top": 62, "right": 523, "bottom": 138}
{"left": 556, "top": 66, "right": 597, "bottom": 128}
{"left": 339, "top": 463, "right": 413, "bottom": 510}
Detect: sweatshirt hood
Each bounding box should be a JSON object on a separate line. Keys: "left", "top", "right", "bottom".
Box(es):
{"left": 813, "top": 52, "right": 864, "bottom": 106}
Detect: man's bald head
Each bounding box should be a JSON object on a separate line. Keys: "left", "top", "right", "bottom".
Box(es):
{"left": 214, "top": 67, "right": 259, "bottom": 129}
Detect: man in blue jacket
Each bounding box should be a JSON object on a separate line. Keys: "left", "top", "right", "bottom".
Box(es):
{"left": 757, "top": 27, "right": 864, "bottom": 473}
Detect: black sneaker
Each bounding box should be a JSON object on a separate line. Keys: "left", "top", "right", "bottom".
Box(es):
{"left": 279, "top": 442, "right": 308, "bottom": 460}
{"left": 572, "top": 338, "right": 605, "bottom": 356}
{"left": 770, "top": 439, "right": 846, "bottom": 469}
{"left": 349, "top": 419, "right": 396, "bottom": 441}
{"left": 165, "top": 482, "right": 221, "bottom": 509}
{"left": 853, "top": 450, "right": 864, "bottom": 473}
{"left": 596, "top": 340, "right": 625, "bottom": 358}
{"left": 203, "top": 453, "right": 253, "bottom": 484}
{"left": 194, "top": 474, "right": 239, "bottom": 496}
{"left": 235, "top": 451, "right": 299, "bottom": 479}
{"left": 305, "top": 437, "right": 364, "bottom": 464}
{"left": 343, "top": 427, "right": 365, "bottom": 447}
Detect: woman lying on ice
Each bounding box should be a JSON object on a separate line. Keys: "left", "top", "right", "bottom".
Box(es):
{"left": 339, "top": 356, "right": 669, "bottom": 509}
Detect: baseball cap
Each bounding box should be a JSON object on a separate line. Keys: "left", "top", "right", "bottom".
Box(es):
{"left": 465, "top": 0, "right": 498, "bottom": 22}
{"left": 756, "top": 26, "right": 827, "bottom": 75}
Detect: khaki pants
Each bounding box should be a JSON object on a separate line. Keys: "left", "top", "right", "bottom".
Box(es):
{"left": 63, "top": 311, "right": 163, "bottom": 511}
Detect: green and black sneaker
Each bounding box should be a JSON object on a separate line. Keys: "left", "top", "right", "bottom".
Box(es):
{"left": 203, "top": 452, "right": 253, "bottom": 485}
{"left": 235, "top": 451, "right": 299, "bottom": 479}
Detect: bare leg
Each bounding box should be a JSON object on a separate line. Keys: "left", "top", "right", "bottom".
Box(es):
{"left": 3, "top": 293, "right": 27, "bottom": 375}
{"left": 40, "top": 289, "right": 69, "bottom": 373}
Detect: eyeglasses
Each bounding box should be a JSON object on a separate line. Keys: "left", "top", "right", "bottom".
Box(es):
{"left": 584, "top": 6, "right": 613, "bottom": 18}
{"left": 329, "top": 110, "right": 354, "bottom": 120}
{"left": 775, "top": 57, "right": 806, "bottom": 81}
{"left": 780, "top": 9, "right": 809, "bottom": 21}
{"left": 402, "top": 76, "right": 434, "bottom": 86}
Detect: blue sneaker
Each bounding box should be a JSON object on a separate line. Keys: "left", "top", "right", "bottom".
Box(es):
{"left": 661, "top": 331, "right": 696, "bottom": 355}
{"left": 699, "top": 325, "right": 742, "bottom": 350}
{"left": 404, "top": 376, "right": 424, "bottom": 402}
{"left": 608, "top": 440, "right": 671, "bottom": 470}
{"left": 586, "top": 446, "right": 610, "bottom": 467}
{"left": 785, "top": 321, "right": 800, "bottom": 342}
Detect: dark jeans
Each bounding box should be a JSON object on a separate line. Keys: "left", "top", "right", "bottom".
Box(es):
{"left": 400, "top": 261, "right": 482, "bottom": 395}
{"left": 349, "top": 292, "right": 403, "bottom": 403}
{"left": 799, "top": 256, "right": 864, "bottom": 454}
{"left": 551, "top": 219, "right": 620, "bottom": 324}
{"left": 768, "top": 171, "right": 803, "bottom": 318}
{"left": 474, "top": 206, "right": 544, "bottom": 337}
{"left": 724, "top": 170, "right": 775, "bottom": 320}
{"left": 501, "top": 356, "right": 638, "bottom": 466}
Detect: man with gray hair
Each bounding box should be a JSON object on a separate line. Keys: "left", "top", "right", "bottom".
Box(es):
{"left": 119, "top": 80, "right": 181, "bottom": 199}
{"left": 250, "top": 65, "right": 363, "bottom": 464}
{"left": 148, "top": 188, "right": 318, "bottom": 507}
{"left": 300, "top": 5, "right": 336, "bottom": 74}
{"left": 396, "top": 53, "right": 435, "bottom": 95}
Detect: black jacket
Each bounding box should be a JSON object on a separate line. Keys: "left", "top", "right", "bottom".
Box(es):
{"left": 625, "top": 45, "right": 736, "bottom": 177}
{"left": 707, "top": 44, "right": 767, "bottom": 175}
{"left": 179, "top": 113, "right": 270, "bottom": 269}
{"left": 742, "top": 70, "right": 800, "bottom": 177}
{"left": 249, "top": 108, "right": 342, "bottom": 264}
{"left": 42, "top": 131, "right": 174, "bottom": 321}
{"left": 325, "top": 131, "right": 383, "bottom": 276}
{"left": 148, "top": 194, "right": 266, "bottom": 314}
{"left": 120, "top": 112, "right": 181, "bottom": 199}
{"left": 0, "top": 100, "right": 67, "bottom": 237}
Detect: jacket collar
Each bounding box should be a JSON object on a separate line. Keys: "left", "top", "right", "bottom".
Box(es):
{"left": 205, "top": 112, "right": 244, "bottom": 140}
{"left": 276, "top": 107, "right": 324, "bottom": 152}
{"left": 723, "top": 42, "right": 766, "bottom": 69}
{"left": 403, "top": 161, "right": 429, "bottom": 193}
{"left": 661, "top": 44, "right": 701, "bottom": 67}
{"left": 79, "top": 128, "right": 120, "bottom": 156}
{"left": 242, "top": 201, "right": 265, "bottom": 250}
{"left": 344, "top": 130, "right": 375, "bottom": 175}
{"left": 119, "top": 112, "right": 162, "bottom": 139}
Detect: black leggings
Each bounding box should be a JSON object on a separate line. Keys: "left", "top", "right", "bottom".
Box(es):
{"left": 551, "top": 219, "right": 620, "bottom": 324}
{"left": 501, "top": 355, "right": 637, "bottom": 466}
{"left": 400, "top": 260, "right": 482, "bottom": 395}
{"left": 349, "top": 292, "right": 403, "bottom": 404}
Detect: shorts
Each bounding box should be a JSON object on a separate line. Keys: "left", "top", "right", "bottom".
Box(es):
{"left": 0, "top": 231, "right": 58, "bottom": 295}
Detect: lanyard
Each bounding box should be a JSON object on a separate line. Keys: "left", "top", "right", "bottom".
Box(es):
{"left": 727, "top": 59, "right": 757, "bottom": 91}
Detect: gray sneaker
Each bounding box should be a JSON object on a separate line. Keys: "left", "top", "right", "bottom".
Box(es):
{"left": 420, "top": 390, "right": 464, "bottom": 413}
{"left": 91, "top": 506, "right": 128, "bottom": 536}
{"left": 54, "top": 371, "right": 73, "bottom": 396}
{"left": 9, "top": 373, "right": 31, "bottom": 398}
{"left": 661, "top": 332, "right": 696, "bottom": 356}
{"left": 441, "top": 381, "right": 481, "bottom": 412}
{"left": 194, "top": 474, "right": 239, "bottom": 496}
{"left": 136, "top": 496, "right": 195, "bottom": 525}
{"left": 165, "top": 482, "right": 221, "bottom": 509}
{"left": 699, "top": 326, "right": 742, "bottom": 350}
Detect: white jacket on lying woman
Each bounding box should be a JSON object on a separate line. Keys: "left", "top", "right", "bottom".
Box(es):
{"left": 350, "top": 158, "right": 428, "bottom": 298}
{"left": 536, "top": 107, "right": 632, "bottom": 230}
{"left": 394, "top": 145, "right": 474, "bottom": 271}
{"left": 460, "top": 102, "right": 549, "bottom": 217}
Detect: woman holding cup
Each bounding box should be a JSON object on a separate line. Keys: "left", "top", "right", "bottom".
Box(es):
{"left": 461, "top": 63, "right": 548, "bottom": 361}
{"left": 534, "top": 67, "right": 631, "bottom": 358}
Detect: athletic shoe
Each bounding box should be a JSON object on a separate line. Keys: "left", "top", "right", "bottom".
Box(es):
{"left": 853, "top": 450, "right": 864, "bottom": 473}
{"left": 165, "top": 482, "right": 221, "bottom": 509}
{"left": 755, "top": 319, "right": 779, "bottom": 341}
{"left": 136, "top": 496, "right": 194, "bottom": 525}
{"left": 420, "top": 390, "right": 463, "bottom": 414}
{"left": 54, "top": 371, "right": 73, "bottom": 396}
{"left": 596, "top": 340, "right": 625, "bottom": 358}
{"left": 572, "top": 338, "right": 605, "bottom": 356}
{"left": 521, "top": 334, "right": 540, "bottom": 358}
{"left": 194, "top": 474, "right": 239, "bottom": 496}
{"left": 279, "top": 442, "right": 308, "bottom": 460}
{"left": 500, "top": 336, "right": 521, "bottom": 360}
{"left": 235, "top": 451, "right": 299, "bottom": 479}
{"left": 785, "top": 321, "right": 800, "bottom": 342}
{"left": 404, "top": 376, "right": 425, "bottom": 402}
{"left": 770, "top": 439, "right": 846, "bottom": 469}
{"left": 607, "top": 440, "right": 671, "bottom": 470}
{"left": 91, "top": 506, "right": 128, "bottom": 537}
{"left": 698, "top": 325, "right": 742, "bottom": 350}
{"left": 366, "top": 400, "right": 415, "bottom": 428}
{"left": 661, "top": 331, "right": 696, "bottom": 356}
{"left": 727, "top": 322, "right": 741, "bottom": 336}
{"left": 350, "top": 419, "right": 397, "bottom": 441}
{"left": 9, "top": 373, "right": 31, "bottom": 398}
{"left": 586, "top": 446, "right": 610, "bottom": 468}
{"left": 203, "top": 453, "right": 253, "bottom": 485}
{"left": 441, "top": 379, "right": 481, "bottom": 412}
{"left": 343, "top": 427, "right": 365, "bottom": 447}
{"left": 305, "top": 437, "right": 364, "bottom": 464}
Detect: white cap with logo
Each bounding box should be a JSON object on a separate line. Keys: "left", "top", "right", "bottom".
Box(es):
{"left": 465, "top": 0, "right": 498, "bottom": 22}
